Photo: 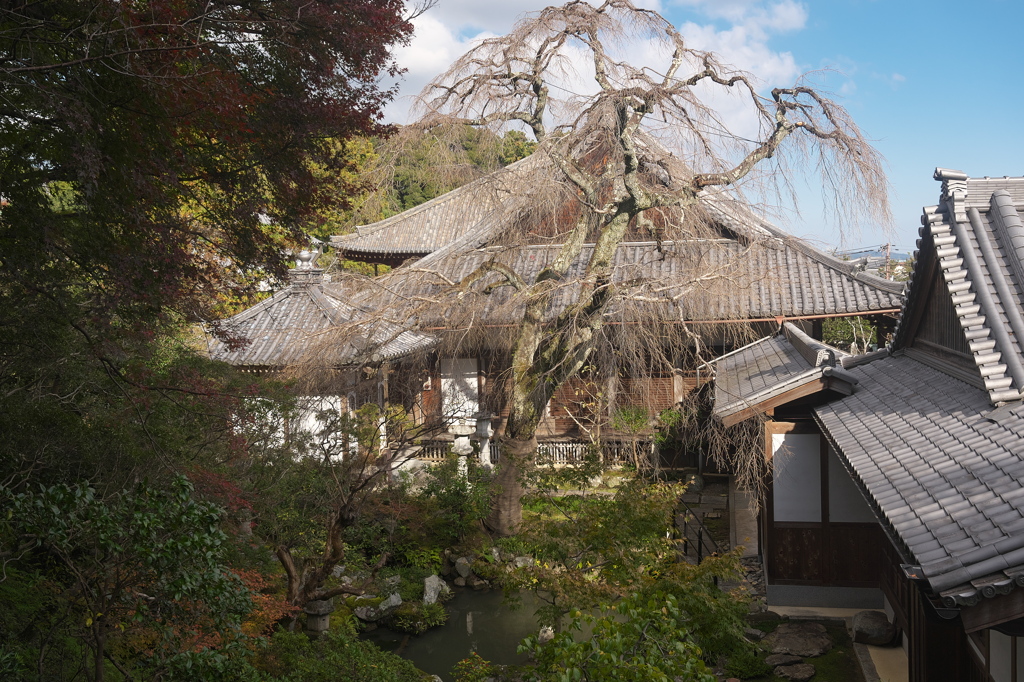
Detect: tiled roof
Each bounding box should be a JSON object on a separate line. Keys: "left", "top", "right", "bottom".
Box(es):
{"left": 814, "top": 352, "right": 1024, "bottom": 606}
{"left": 208, "top": 270, "right": 435, "bottom": 369}
{"left": 895, "top": 170, "right": 1024, "bottom": 403}
{"left": 713, "top": 323, "right": 853, "bottom": 424}
{"left": 342, "top": 231, "right": 904, "bottom": 328}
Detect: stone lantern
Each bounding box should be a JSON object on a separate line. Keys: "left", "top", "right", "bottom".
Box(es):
{"left": 303, "top": 599, "right": 335, "bottom": 637}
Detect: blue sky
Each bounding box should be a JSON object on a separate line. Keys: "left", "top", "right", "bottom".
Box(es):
{"left": 386, "top": 0, "right": 1024, "bottom": 254}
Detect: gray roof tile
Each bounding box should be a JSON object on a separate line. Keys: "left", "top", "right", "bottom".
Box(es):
{"left": 815, "top": 354, "right": 1024, "bottom": 596}
{"left": 209, "top": 270, "right": 435, "bottom": 369}
{"left": 343, "top": 232, "right": 904, "bottom": 332}
{"left": 711, "top": 323, "right": 852, "bottom": 422}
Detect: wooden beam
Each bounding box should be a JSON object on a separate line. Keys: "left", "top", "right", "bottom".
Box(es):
{"left": 720, "top": 376, "right": 831, "bottom": 425}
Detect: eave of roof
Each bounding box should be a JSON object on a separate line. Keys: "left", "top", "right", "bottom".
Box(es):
{"left": 713, "top": 322, "right": 853, "bottom": 425}
{"left": 330, "top": 152, "right": 545, "bottom": 259}
{"left": 330, "top": 142, "right": 904, "bottom": 310}
{"left": 343, "top": 234, "right": 904, "bottom": 330}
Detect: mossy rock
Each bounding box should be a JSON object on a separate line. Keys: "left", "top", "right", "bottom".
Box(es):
{"left": 384, "top": 601, "right": 448, "bottom": 635}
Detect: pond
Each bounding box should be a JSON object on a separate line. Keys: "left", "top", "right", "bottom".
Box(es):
{"left": 362, "top": 588, "right": 544, "bottom": 680}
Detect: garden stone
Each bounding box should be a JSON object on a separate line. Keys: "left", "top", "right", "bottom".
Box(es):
{"left": 385, "top": 575, "right": 401, "bottom": 587}
{"left": 423, "top": 575, "right": 451, "bottom": 605}
{"left": 744, "top": 626, "right": 766, "bottom": 641}
{"left": 852, "top": 610, "right": 897, "bottom": 646}
{"left": 468, "top": 575, "right": 489, "bottom": 590}
{"left": 776, "top": 663, "right": 815, "bottom": 680}
{"left": 454, "top": 577, "right": 466, "bottom": 587}
{"left": 353, "top": 593, "right": 402, "bottom": 622}
{"left": 764, "top": 622, "right": 832, "bottom": 657}
{"left": 514, "top": 556, "right": 533, "bottom": 568}
{"left": 765, "top": 654, "right": 803, "bottom": 667}
{"left": 456, "top": 556, "right": 473, "bottom": 578}
{"left": 331, "top": 565, "right": 345, "bottom": 578}
{"left": 538, "top": 626, "right": 554, "bottom": 644}
{"left": 491, "top": 546, "right": 502, "bottom": 562}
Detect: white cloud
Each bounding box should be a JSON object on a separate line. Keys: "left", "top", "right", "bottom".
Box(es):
{"left": 385, "top": 0, "right": 811, "bottom": 131}
{"left": 672, "top": 1, "right": 806, "bottom": 84}
{"left": 669, "top": 0, "right": 806, "bottom": 30}
{"left": 384, "top": 13, "right": 490, "bottom": 123}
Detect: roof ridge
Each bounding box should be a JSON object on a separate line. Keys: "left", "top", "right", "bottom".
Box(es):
{"left": 897, "top": 173, "right": 1024, "bottom": 405}
{"left": 219, "top": 286, "right": 297, "bottom": 326}
{"left": 705, "top": 195, "right": 906, "bottom": 295}
{"left": 330, "top": 152, "right": 544, "bottom": 247}
{"left": 782, "top": 321, "right": 847, "bottom": 366}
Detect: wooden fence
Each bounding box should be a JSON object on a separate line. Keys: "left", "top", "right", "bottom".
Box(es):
{"left": 414, "top": 439, "right": 652, "bottom": 467}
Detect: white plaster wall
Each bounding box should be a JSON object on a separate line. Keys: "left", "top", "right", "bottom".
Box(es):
{"left": 440, "top": 358, "right": 479, "bottom": 419}
{"left": 296, "top": 395, "right": 342, "bottom": 436}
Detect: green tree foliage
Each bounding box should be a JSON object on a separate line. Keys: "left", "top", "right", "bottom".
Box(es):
{"left": 389, "top": 127, "right": 536, "bottom": 214}
{"left": 0, "top": 477, "right": 255, "bottom": 681}
{"left": 0, "top": 0, "right": 411, "bottom": 335}
{"left": 0, "top": 1, "right": 427, "bottom": 677}
{"left": 489, "top": 467, "right": 749, "bottom": 656}
{"left": 822, "top": 316, "right": 877, "bottom": 353}
{"left": 470, "top": 469, "right": 751, "bottom": 680}
{"left": 495, "top": 477, "right": 681, "bottom": 629}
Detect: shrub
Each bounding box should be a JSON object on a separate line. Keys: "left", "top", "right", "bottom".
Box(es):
{"left": 420, "top": 455, "right": 493, "bottom": 545}
{"left": 724, "top": 645, "right": 772, "bottom": 679}
{"left": 453, "top": 652, "right": 494, "bottom": 682}
{"left": 256, "top": 619, "right": 425, "bottom": 681}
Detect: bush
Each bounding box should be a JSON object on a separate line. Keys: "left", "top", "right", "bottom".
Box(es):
{"left": 522, "top": 591, "right": 717, "bottom": 682}
{"left": 420, "top": 455, "right": 493, "bottom": 545}
{"left": 256, "top": 619, "right": 425, "bottom": 681}
{"left": 452, "top": 652, "right": 494, "bottom": 682}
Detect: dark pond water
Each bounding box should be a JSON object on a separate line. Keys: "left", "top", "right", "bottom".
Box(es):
{"left": 362, "top": 589, "right": 543, "bottom": 680}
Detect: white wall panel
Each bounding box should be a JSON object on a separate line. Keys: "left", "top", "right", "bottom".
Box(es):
{"left": 772, "top": 433, "right": 822, "bottom": 522}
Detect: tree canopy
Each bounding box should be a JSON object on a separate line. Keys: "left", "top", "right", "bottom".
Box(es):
{"left": 0, "top": 0, "right": 415, "bottom": 487}
{"left": 0, "top": 0, "right": 412, "bottom": 343}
